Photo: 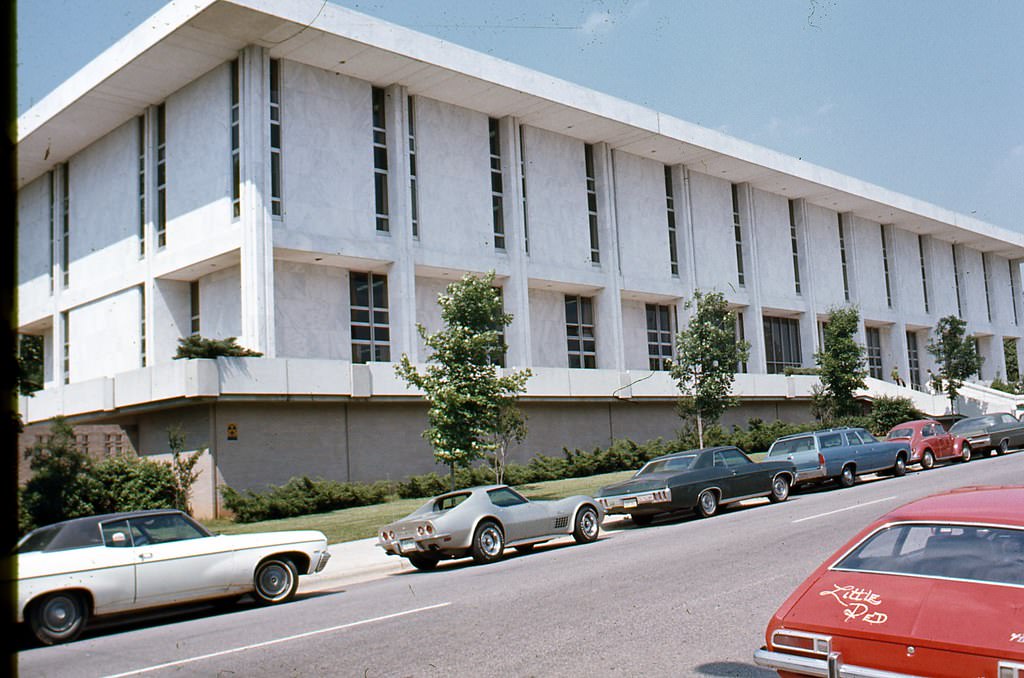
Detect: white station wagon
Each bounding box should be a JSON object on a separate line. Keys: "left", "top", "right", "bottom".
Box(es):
{"left": 15, "top": 509, "right": 331, "bottom": 644}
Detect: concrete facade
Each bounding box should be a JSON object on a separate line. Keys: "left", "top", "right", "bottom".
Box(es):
{"left": 16, "top": 1, "right": 1024, "bottom": 517}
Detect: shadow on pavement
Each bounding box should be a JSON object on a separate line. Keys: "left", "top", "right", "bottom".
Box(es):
{"left": 695, "top": 661, "right": 775, "bottom": 677}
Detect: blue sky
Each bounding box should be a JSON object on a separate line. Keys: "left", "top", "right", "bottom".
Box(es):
{"left": 17, "top": 0, "right": 1024, "bottom": 230}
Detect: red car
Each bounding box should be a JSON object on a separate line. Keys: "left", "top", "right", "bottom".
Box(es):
{"left": 885, "top": 419, "right": 970, "bottom": 469}
{"left": 754, "top": 486, "right": 1024, "bottom": 678}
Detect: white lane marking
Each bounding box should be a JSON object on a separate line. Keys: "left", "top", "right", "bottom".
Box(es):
{"left": 792, "top": 496, "right": 898, "bottom": 524}
{"left": 102, "top": 602, "right": 452, "bottom": 678}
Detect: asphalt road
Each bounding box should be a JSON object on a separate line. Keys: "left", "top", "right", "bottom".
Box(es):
{"left": 17, "top": 452, "right": 1024, "bottom": 678}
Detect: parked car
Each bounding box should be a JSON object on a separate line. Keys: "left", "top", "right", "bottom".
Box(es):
{"left": 885, "top": 418, "right": 969, "bottom": 468}
{"left": 766, "top": 427, "right": 911, "bottom": 489}
{"left": 377, "top": 485, "right": 602, "bottom": 570}
{"left": 14, "top": 509, "right": 331, "bottom": 645}
{"left": 948, "top": 412, "right": 1024, "bottom": 457}
{"left": 753, "top": 486, "right": 1024, "bottom": 677}
{"left": 595, "top": 447, "right": 796, "bottom": 526}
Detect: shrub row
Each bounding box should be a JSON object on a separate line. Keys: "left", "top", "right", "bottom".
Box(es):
{"left": 220, "top": 477, "right": 393, "bottom": 523}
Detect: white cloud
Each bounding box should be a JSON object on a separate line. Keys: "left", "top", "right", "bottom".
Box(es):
{"left": 1011, "top": 144, "right": 1024, "bottom": 157}
{"left": 581, "top": 10, "right": 614, "bottom": 35}
{"left": 815, "top": 102, "right": 836, "bottom": 116}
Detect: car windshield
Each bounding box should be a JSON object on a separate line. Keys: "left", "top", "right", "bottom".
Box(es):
{"left": 887, "top": 428, "right": 914, "bottom": 439}
{"left": 950, "top": 416, "right": 993, "bottom": 433}
{"left": 833, "top": 523, "right": 1024, "bottom": 586}
{"left": 637, "top": 455, "right": 698, "bottom": 475}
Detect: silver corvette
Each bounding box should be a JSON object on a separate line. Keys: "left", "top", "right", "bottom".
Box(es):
{"left": 377, "top": 485, "right": 604, "bottom": 570}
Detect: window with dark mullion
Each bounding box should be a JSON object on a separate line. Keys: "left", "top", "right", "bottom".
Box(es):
{"left": 519, "top": 125, "right": 529, "bottom": 254}
{"left": 372, "top": 87, "right": 389, "bottom": 232}
{"left": 156, "top": 103, "right": 167, "bottom": 248}
{"left": 907, "top": 331, "right": 921, "bottom": 390}
{"left": 269, "top": 59, "right": 282, "bottom": 217}
{"left": 646, "top": 303, "right": 674, "bottom": 371}
{"left": 139, "top": 286, "right": 147, "bottom": 367}
{"left": 490, "top": 287, "right": 507, "bottom": 367}
{"left": 350, "top": 272, "right": 391, "bottom": 363}
{"left": 566, "top": 295, "right": 596, "bottom": 368}
{"left": 48, "top": 171, "right": 55, "bottom": 293}
{"left": 408, "top": 96, "right": 418, "bottom": 238}
{"left": 62, "top": 311, "right": 70, "bottom": 384}
{"left": 61, "top": 163, "right": 70, "bottom": 287}
{"left": 190, "top": 281, "right": 200, "bottom": 335}
{"left": 584, "top": 145, "right": 600, "bottom": 263}
{"left": 788, "top": 200, "right": 801, "bottom": 295}
{"left": 1010, "top": 260, "right": 1020, "bottom": 326}
{"left": 763, "top": 316, "right": 801, "bottom": 374}
{"left": 880, "top": 225, "right": 893, "bottom": 308}
{"left": 837, "top": 214, "right": 850, "bottom": 301}
{"left": 489, "top": 118, "right": 505, "bottom": 250}
{"left": 731, "top": 184, "right": 745, "bottom": 287}
{"left": 952, "top": 244, "right": 963, "bottom": 318}
{"left": 736, "top": 312, "right": 747, "bottom": 373}
{"left": 231, "top": 59, "right": 240, "bottom": 219}
{"left": 866, "top": 327, "right": 882, "bottom": 379}
{"left": 982, "top": 254, "right": 992, "bottom": 322}
{"left": 918, "top": 235, "right": 930, "bottom": 314}
{"left": 138, "top": 116, "right": 147, "bottom": 255}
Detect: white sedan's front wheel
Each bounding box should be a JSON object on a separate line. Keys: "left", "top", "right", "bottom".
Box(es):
{"left": 253, "top": 557, "right": 298, "bottom": 604}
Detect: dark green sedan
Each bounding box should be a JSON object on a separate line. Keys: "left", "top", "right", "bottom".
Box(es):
{"left": 595, "top": 447, "right": 797, "bottom": 526}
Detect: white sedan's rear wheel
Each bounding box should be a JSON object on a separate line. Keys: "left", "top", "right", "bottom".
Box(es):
{"left": 29, "top": 592, "right": 88, "bottom": 645}
{"left": 253, "top": 558, "right": 298, "bottom": 604}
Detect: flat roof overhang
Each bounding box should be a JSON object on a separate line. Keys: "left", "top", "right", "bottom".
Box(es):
{"left": 17, "top": 0, "right": 1024, "bottom": 258}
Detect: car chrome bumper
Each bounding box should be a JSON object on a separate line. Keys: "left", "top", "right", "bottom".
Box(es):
{"left": 596, "top": 491, "right": 671, "bottom": 514}
{"left": 313, "top": 549, "right": 331, "bottom": 573}
{"left": 378, "top": 534, "right": 452, "bottom": 556}
{"left": 753, "top": 648, "right": 923, "bottom": 678}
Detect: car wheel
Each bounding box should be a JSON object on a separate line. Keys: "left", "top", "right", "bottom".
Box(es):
{"left": 960, "top": 443, "right": 972, "bottom": 463}
{"left": 921, "top": 450, "right": 935, "bottom": 470}
{"left": 999, "top": 438, "right": 1010, "bottom": 455}
{"left": 408, "top": 553, "right": 441, "bottom": 571}
{"left": 630, "top": 513, "right": 654, "bottom": 527}
{"left": 29, "top": 592, "right": 88, "bottom": 645}
{"left": 838, "top": 465, "right": 856, "bottom": 488}
{"left": 253, "top": 557, "right": 298, "bottom": 605}
{"left": 892, "top": 455, "right": 907, "bottom": 477}
{"left": 572, "top": 505, "right": 600, "bottom": 543}
{"left": 768, "top": 474, "right": 791, "bottom": 503}
{"left": 696, "top": 490, "right": 718, "bottom": 518}
{"left": 471, "top": 521, "right": 504, "bottom": 564}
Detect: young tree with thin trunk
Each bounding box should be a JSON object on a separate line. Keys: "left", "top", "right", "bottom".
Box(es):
{"left": 396, "top": 271, "right": 531, "bottom": 490}
{"left": 927, "top": 315, "right": 983, "bottom": 413}
{"left": 670, "top": 290, "right": 750, "bottom": 448}
{"left": 815, "top": 306, "right": 867, "bottom": 419}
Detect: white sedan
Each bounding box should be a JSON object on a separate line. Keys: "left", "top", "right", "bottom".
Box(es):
{"left": 15, "top": 509, "right": 331, "bottom": 645}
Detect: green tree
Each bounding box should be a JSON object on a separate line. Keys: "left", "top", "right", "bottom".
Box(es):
{"left": 490, "top": 401, "right": 528, "bottom": 485}
{"left": 174, "top": 335, "right": 262, "bottom": 359}
{"left": 670, "top": 290, "right": 750, "bottom": 448}
{"left": 167, "top": 425, "right": 203, "bottom": 514}
{"left": 16, "top": 334, "right": 44, "bottom": 395}
{"left": 20, "top": 417, "right": 102, "bottom": 532}
{"left": 927, "top": 315, "right": 983, "bottom": 412}
{"left": 1004, "top": 337, "right": 1020, "bottom": 384}
{"left": 814, "top": 306, "right": 868, "bottom": 419}
{"left": 396, "top": 271, "right": 531, "bottom": 489}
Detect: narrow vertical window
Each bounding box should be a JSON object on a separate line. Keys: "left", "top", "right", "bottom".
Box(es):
{"left": 866, "top": 327, "right": 882, "bottom": 379}
{"left": 906, "top": 331, "right": 921, "bottom": 390}
{"left": 763, "top": 316, "right": 801, "bottom": 374}
{"left": 837, "top": 215, "right": 850, "bottom": 302}
{"left": 350, "top": 272, "right": 390, "bottom": 363}
{"left": 788, "top": 200, "right": 801, "bottom": 295}
{"left": 139, "top": 286, "right": 147, "bottom": 367}
{"left": 488, "top": 118, "right": 506, "bottom": 250}
{"left": 490, "top": 287, "right": 507, "bottom": 367}
{"left": 156, "top": 103, "right": 167, "bottom": 248}
{"left": 952, "top": 244, "right": 963, "bottom": 318}
{"left": 973, "top": 337, "right": 982, "bottom": 378}
{"left": 880, "top": 224, "right": 892, "bottom": 308}
{"left": 565, "top": 295, "right": 596, "bottom": 368}
{"left": 665, "top": 167, "right": 678, "bottom": 277}
{"left": 408, "top": 96, "right": 418, "bottom": 238}
{"left": 190, "top": 281, "right": 201, "bottom": 335}
{"left": 138, "top": 116, "right": 146, "bottom": 256}
{"left": 62, "top": 311, "right": 70, "bottom": 385}
{"left": 61, "top": 163, "right": 70, "bottom": 288}
{"left": 731, "top": 184, "right": 745, "bottom": 287}
{"left": 982, "top": 254, "right": 992, "bottom": 322}
{"left": 519, "top": 125, "right": 529, "bottom": 254}
{"left": 48, "top": 170, "right": 55, "bottom": 292}
{"left": 372, "top": 87, "right": 389, "bottom": 232}
{"left": 1010, "top": 260, "right": 1020, "bottom": 326}
{"left": 231, "top": 59, "right": 241, "bottom": 219}
{"left": 269, "top": 59, "right": 282, "bottom": 218}
{"left": 918, "top": 235, "right": 930, "bottom": 314}
{"left": 736, "top": 312, "right": 747, "bottom": 373}
{"left": 646, "top": 303, "right": 674, "bottom": 370}
{"left": 584, "top": 145, "right": 600, "bottom": 263}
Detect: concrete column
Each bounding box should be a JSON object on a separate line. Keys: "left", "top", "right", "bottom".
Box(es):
{"left": 891, "top": 321, "right": 911, "bottom": 386}
{"left": 385, "top": 84, "right": 416, "bottom": 360}
{"left": 743, "top": 183, "right": 768, "bottom": 374}
{"left": 238, "top": 46, "right": 275, "bottom": 356}
{"left": 500, "top": 117, "right": 532, "bottom": 368}
{"left": 596, "top": 144, "right": 624, "bottom": 370}
{"left": 793, "top": 199, "right": 818, "bottom": 369}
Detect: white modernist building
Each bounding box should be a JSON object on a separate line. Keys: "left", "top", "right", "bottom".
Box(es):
{"left": 17, "top": 0, "right": 1024, "bottom": 515}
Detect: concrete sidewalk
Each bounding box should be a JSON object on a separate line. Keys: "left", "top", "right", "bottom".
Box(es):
{"left": 299, "top": 515, "right": 632, "bottom": 593}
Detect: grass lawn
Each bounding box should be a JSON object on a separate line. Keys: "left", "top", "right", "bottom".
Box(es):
{"left": 201, "top": 470, "right": 635, "bottom": 545}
